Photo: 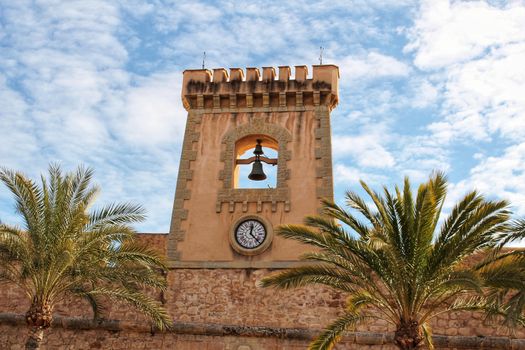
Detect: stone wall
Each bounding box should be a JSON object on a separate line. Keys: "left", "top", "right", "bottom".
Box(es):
{"left": 1, "top": 233, "right": 524, "bottom": 349}
{"left": 165, "top": 268, "right": 525, "bottom": 338}
{"left": 2, "top": 314, "right": 525, "bottom": 350}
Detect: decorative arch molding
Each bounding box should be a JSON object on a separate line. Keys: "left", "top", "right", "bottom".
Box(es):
{"left": 216, "top": 118, "right": 292, "bottom": 214}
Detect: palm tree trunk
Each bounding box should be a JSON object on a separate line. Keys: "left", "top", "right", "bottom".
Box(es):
{"left": 394, "top": 319, "right": 423, "bottom": 349}
{"left": 25, "top": 326, "right": 44, "bottom": 350}
{"left": 25, "top": 299, "right": 52, "bottom": 350}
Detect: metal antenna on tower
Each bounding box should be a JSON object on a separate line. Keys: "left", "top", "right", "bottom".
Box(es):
{"left": 319, "top": 46, "right": 324, "bottom": 65}
{"left": 202, "top": 51, "right": 206, "bottom": 69}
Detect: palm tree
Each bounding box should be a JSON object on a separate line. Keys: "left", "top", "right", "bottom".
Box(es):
{"left": 476, "top": 219, "right": 525, "bottom": 328}
{"left": 261, "top": 172, "right": 512, "bottom": 350}
{"left": 0, "top": 164, "right": 172, "bottom": 349}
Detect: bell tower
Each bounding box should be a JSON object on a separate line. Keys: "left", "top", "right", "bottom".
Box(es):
{"left": 168, "top": 65, "right": 339, "bottom": 268}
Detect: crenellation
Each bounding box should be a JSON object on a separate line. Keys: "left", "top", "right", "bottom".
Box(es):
{"left": 262, "top": 67, "right": 276, "bottom": 81}
{"left": 186, "top": 69, "right": 212, "bottom": 83}
{"left": 213, "top": 68, "right": 228, "bottom": 83}
{"left": 187, "top": 92, "right": 336, "bottom": 112}
{"left": 278, "top": 66, "right": 291, "bottom": 81}
{"left": 182, "top": 65, "right": 339, "bottom": 111}
{"left": 295, "top": 65, "right": 308, "bottom": 82}
{"left": 229, "top": 68, "right": 243, "bottom": 81}
{"left": 246, "top": 67, "right": 260, "bottom": 81}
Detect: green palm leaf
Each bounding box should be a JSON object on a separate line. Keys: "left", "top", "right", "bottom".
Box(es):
{"left": 0, "top": 164, "right": 172, "bottom": 349}
{"left": 262, "top": 172, "right": 517, "bottom": 350}
{"left": 308, "top": 312, "right": 371, "bottom": 350}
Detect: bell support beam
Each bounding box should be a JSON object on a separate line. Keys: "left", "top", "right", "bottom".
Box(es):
{"left": 235, "top": 156, "right": 277, "bottom": 165}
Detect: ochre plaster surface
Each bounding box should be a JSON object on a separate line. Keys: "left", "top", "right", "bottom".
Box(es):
{"left": 168, "top": 66, "right": 337, "bottom": 265}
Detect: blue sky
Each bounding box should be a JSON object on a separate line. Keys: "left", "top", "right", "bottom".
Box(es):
{"left": 1, "top": 0, "right": 525, "bottom": 233}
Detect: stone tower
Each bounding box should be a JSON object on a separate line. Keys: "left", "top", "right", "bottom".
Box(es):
{"left": 168, "top": 65, "right": 339, "bottom": 268}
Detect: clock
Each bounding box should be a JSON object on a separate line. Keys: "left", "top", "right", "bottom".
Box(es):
{"left": 230, "top": 215, "right": 273, "bottom": 256}
{"left": 235, "top": 219, "right": 267, "bottom": 249}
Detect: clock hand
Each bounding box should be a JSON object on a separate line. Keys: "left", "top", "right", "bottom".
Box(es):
{"left": 248, "top": 223, "right": 261, "bottom": 243}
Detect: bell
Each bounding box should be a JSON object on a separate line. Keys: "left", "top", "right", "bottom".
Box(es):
{"left": 253, "top": 139, "right": 264, "bottom": 156}
{"left": 248, "top": 159, "right": 267, "bottom": 181}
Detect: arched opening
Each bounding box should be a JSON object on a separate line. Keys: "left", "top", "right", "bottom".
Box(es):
{"left": 234, "top": 135, "right": 278, "bottom": 189}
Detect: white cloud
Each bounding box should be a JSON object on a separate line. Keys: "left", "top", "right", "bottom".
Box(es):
{"left": 117, "top": 72, "right": 186, "bottom": 146}
{"left": 394, "top": 135, "right": 451, "bottom": 182}
{"left": 333, "top": 129, "right": 396, "bottom": 169}
{"left": 141, "top": 0, "right": 415, "bottom": 71}
{"left": 0, "top": 1, "right": 182, "bottom": 232}
{"left": 0, "top": 74, "right": 40, "bottom": 169}
{"left": 2, "top": 0, "right": 522, "bottom": 237}
{"left": 406, "top": 0, "right": 525, "bottom": 70}
{"left": 447, "top": 142, "right": 525, "bottom": 215}
{"left": 333, "top": 163, "right": 388, "bottom": 186}
{"left": 426, "top": 41, "right": 525, "bottom": 143}
{"left": 409, "top": 78, "right": 439, "bottom": 108}
{"left": 404, "top": 1, "right": 525, "bottom": 145}
{"left": 338, "top": 52, "right": 411, "bottom": 82}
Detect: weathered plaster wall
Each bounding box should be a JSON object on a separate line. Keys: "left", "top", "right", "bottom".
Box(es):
{"left": 168, "top": 65, "right": 337, "bottom": 266}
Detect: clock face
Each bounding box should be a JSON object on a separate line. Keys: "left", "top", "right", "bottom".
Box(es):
{"left": 235, "top": 219, "right": 267, "bottom": 249}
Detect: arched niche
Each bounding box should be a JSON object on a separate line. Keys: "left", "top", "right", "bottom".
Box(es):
{"left": 216, "top": 121, "right": 292, "bottom": 213}
{"left": 234, "top": 134, "right": 278, "bottom": 189}
{"left": 219, "top": 121, "right": 291, "bottom": 190}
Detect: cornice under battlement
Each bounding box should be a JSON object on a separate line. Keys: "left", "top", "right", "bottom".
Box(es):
{"left": 181, "top": 65, "right": 339, "bottom": 111}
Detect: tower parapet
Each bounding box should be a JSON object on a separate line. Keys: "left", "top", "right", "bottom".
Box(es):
{"left": 181, "top": 65, "right": 339, "bottom": 111}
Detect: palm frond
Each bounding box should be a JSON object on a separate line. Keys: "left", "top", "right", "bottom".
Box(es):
{"left": 500, "top": 219, "right": 525, "bottom": 246}
{"left": 0, "top": 168, "right": 44, "bottom": 243}
{"left": 276, "top": 224, "right": 333, "bottom": 249}
{"left": 0, "top": 224, "right": 28, "bottom": 260}
{"left": 87, "top": 203, "right": 146, "bottom": 230}
{"left": 262, "top": 172, "right": 518, "bottom": 349}
{"left": 259, "top": 265, "right": 356, "bottom": 291}
{"left": 439, "top": 269, "right": 483, "bottom": 293}
{"left": 308, "top": 312, "right": 370, "bottom": 350}
{"left": 88, "top": 287, "right": 172, "bottom": 330}
{"left": 0, "top": 164, "right": 171, "bottom": 333}
{"left": 320, "top": 200, "right": 371, "bottom": 239}
{"left": 421, "top": 322, "right": 434, "bottom": 350}
{"left": 109, "top": 241, "right": 167, "bottom": 269}
{"left": 69, "top": 287, "right": 106, "bottom": 320}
